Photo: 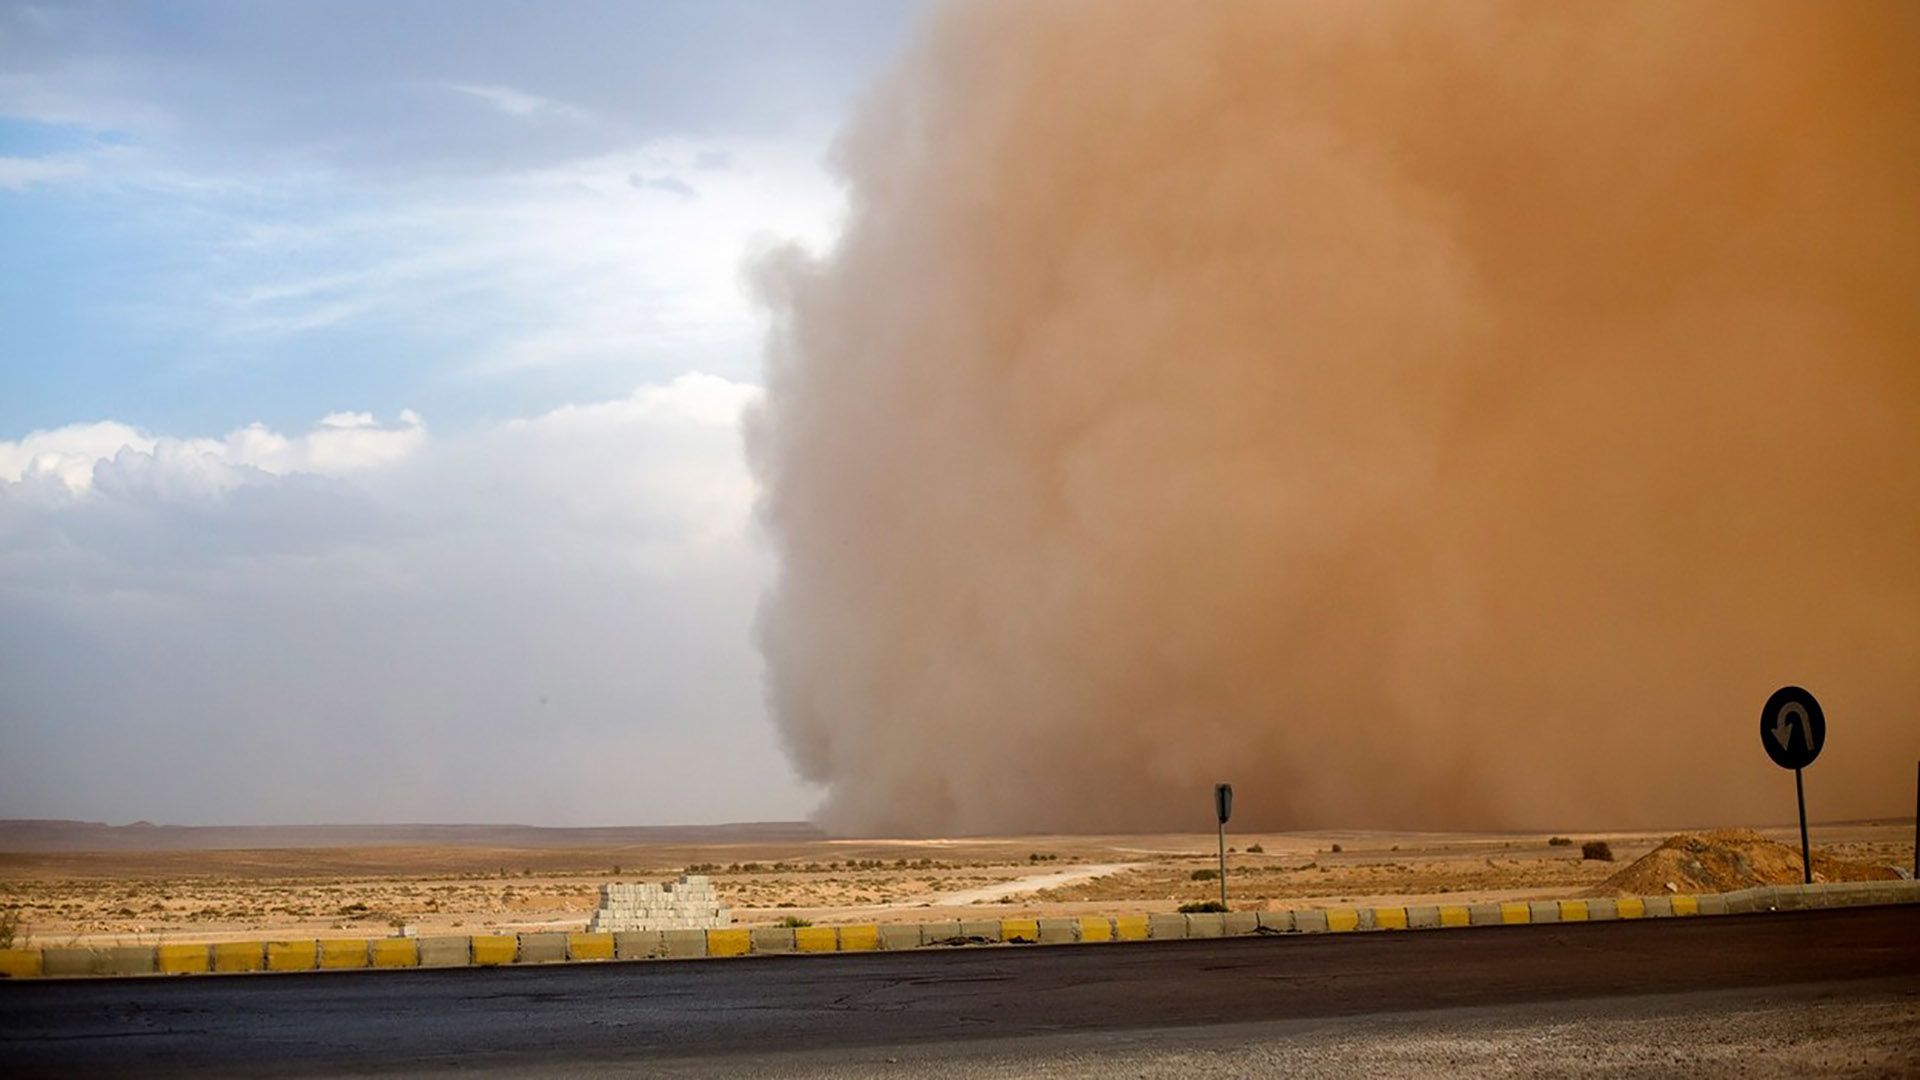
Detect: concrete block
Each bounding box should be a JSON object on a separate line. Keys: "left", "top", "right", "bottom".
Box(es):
{"left": 614, "top": 931, "right": 664, "bottom": 960}
{"left": 1406, "top": 905, "right": 1441, "bottom": 930}
{"left": 1671, "top": 895, "right": 1700, "bottom": 916}
{"left": 470, "top": 935, "right": 517, "bottom": 966}
{"left": 1147, "top": 913, "right": 1188, "bottom": 940}
{"left": 1293, "top": 909, "right": 1329, "bottom": 933}
{"left": 1000, "top": 918, "right": 1040, "bottom": 944}
{"left": 840, "top": 925, "right": 880, "bottom": 951}
{"left": 1696, "top": 894, "right": 1728, "bottom": 916}
{"left": 877, "top": 924, "right": 920, "bottom": 950}
{"left": 0, "top": 948, "right": 44, "bottom": 978}
{"left": 1114, "top": 914, "right": 1150, "bottom": 940}
{"left": 42, "top": 947, "right": 94, "bottom": 977}
{"left": 1722, "top": 888, "right": 1758, "bottom": 914}
{"left": 79, "top": 941, "right": 150, "bottom": 976}
{"left": 1641, "top": 896, "right": 1674, "bottom": 918}
{"left": 707, "top": 929, "right": 751, "bottom": 957}
{"left": 213, "top": 941, "right": 264, "bottom": 972}
{"left": 921, "top": 921, "right": 963, "bottom": 944}
{"left": 319, "top": 939, "right": 369, "bottom": 969}
{"left": 567, "top": 932, "right": 614, "bottom": 961}
{"left": 95, "top": 945, "right": 156, "bottom": 976}
{"left": 1823, "top": 886, "right": 1871, "bottom": 908}
{"left": 517, "top": 933, "right": 567, "bottom": 963}
{"left": 371, "top": 939, "right": 418, "bottom": 968}
{"left": 1806, "top": 883, "right": 1847, "bottom": 906}
{"left": 1036, "top": 918, "right": 1078, "bottom": 944}
{"left": 661, "top": 929, "right": 707, "bottom": 958}
{"left": 1256, "top": 910, "right": 1294, "bottom": 933}
{"left": 1557, "top": 900, "right": 1589, "bottom": 922}
{"left": 1327, "top": 908, "right": 1360, "bottom": 933}
{"left": 1499, "top": 902, "right": 1531, "bottom": 925}
{"left": 750, "top": 927, "right": 795, "bottom": 954}
{"left": 959, "top": 919, "right": 1001, "bottom": 942}
{"left": 266, "top": 940, "right": 318, "bottom": 971}
{"left": 1439, "top": 905, "right": 1471, "bottom": 927}
{"left": 1372, "top": 907, "right": 1409, "bottom": 930}
{"left": 1616, "top": 896, "right": 1646, "bottom": 919}
{"left": 794, "top": 926, "right": 837, "bottom": 953}
{"left": 1222, "top": 911, "right": 1259, "bottom": 936}
{"left": 1187, "top": 913, "right": 1226, "bottom": 938}
{"left": 418, "top": 936, "right": 471, "bottom": 968}
{"left": 1585, "top": 898, "right": 1619, "bottom": 921}
{"left": 1079, "top": 916, "right": 1114, "bottom": 942}
{"left": 1467, "top": 902, "right": 1504, "bottom": 927}
{"left": 157, "top": 943, "right": 211, "bottom": 974}
{"left": 1527, "top": 901, "right": 1560, "bottom": 924}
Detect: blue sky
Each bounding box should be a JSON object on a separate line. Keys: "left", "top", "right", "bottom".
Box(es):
{"left": 0, "top": 0, "right": 927, "bottom": 825}
{"left": 1, "top": 0, "right": 921, "bottom": 435}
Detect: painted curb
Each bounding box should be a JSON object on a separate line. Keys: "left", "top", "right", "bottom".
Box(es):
{"left": 4, "top": 880, "right": 1914, "bottom": 980}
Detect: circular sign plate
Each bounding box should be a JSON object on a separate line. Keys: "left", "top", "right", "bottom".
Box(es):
{"left": 1760, "top": 686, "right": 1825, "bottom": 771}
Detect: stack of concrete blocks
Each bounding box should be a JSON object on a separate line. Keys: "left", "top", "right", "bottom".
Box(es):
{"left": 588, "top": 875, "right": 730, "bottom": 932}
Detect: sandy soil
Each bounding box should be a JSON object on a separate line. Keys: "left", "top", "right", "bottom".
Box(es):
{"left": 0, "top": 821, "right": 1908, "bottom": 947}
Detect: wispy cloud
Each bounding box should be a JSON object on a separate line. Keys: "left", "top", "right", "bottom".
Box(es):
{"left": 0, "top": 153, "right": 87, "bottom": 190}
{"left": 440, "top": 82, "right": 597, "bottom": 125}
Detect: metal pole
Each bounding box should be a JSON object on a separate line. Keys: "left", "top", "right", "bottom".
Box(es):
{"left": 1217, "top": 820, "right": 1228, "bottom": 908}
{"left": 1912, "top": 760, "right": 1917, "bottom": 881}
{"left": 1795, "top": 767, "right": 1811, "bottom": 885}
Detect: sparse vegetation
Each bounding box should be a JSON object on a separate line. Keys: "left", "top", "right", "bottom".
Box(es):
{"left": 1178, "top": 900, "right": 1228, "bottom": 913}
{"left": 0, "top": 907, "right": 18, "bottom": 949}
{"left": 1189, "top": 869, "right": 1218, "bottom": 881}
{"left": 1245, "top": 843, "right": 1264, "bottom": 854}
{"left": 16, "top": 824, "right": 1902, "bottom": 946}
{"left": 1581, "top": 840, "right": 1615, "bottom": 862}
{"left": 1027, "top": 852, "right": 1059, "bottom": 863}
{"left": 1330, "top": 843, "right": 1343, "bottom": 853}
{"left": 775, "top": 915, "right": 812, "bottom": 928}
{"left": 1548, "top": 836, "right": 1573, "bottom": 847}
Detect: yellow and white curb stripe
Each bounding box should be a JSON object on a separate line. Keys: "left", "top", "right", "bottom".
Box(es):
{"left": 3, "top": 879, "right": 1913, "bottom": 980}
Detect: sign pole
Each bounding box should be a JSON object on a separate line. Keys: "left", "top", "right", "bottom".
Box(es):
{"left": 1912, "top": 760, "right": 1917, "bottom": 881}
{"left": 1212, "top": 782, "right": 1232, "bottom": 910}
{"left": 1795, "top": 766, "right": 1811, "bottom": 885}
{"left": 1217, "top": 819, "right": 1228, "bottom": 908}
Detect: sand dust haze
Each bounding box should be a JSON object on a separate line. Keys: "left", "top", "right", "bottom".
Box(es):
{"left": 748, "top": 1, "right": 1920, "bottom": 835}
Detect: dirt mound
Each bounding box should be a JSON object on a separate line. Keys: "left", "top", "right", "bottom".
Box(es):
{"left": 1595, "top": 829, "right": 1898, "bottom": 896}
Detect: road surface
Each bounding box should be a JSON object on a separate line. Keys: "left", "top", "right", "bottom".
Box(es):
{"left": 3, "top": 906, "right": 1916, "bottom": 1077}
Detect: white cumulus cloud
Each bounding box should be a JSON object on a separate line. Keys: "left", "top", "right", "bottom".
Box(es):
{"left": 0, "top": 374, "right": 803, "bottom": 825}
{"left": 0, "top": 410, "right": 426, "bottom": 496}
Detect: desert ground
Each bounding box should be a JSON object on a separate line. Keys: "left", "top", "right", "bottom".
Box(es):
{"left": 0, "top": 821, "right": 1909, "bottom": 948}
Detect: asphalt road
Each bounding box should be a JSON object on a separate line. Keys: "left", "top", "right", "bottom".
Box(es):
{"left": 3, "top": 906, "right": 1916, "bottom": 1077}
